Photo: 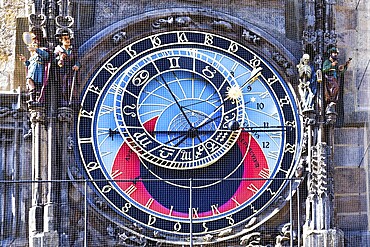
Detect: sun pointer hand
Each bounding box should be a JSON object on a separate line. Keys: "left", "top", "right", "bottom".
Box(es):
{"left": 226, "top": 67, "right": 262, "bottom": 102}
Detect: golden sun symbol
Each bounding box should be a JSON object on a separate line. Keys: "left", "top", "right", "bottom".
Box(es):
{"left": 226, "top": 85, "right": 243, "bottom": 103}
{"left": 226, "top": 67, "right": 263, "bottom": 103}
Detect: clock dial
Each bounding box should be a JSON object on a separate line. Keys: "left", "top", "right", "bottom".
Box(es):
{"left": 115, "top": 49, "right": 244, "bottom": 169}
{"left": 76, "top": 31, "right": 302, "bottom": 242}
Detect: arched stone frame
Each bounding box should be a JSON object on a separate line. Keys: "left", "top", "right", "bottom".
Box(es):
{"left": 71, "top": 8, "right": 304, "bottom": 246}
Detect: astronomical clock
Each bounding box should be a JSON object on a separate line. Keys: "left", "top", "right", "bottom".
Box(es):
{"left": 74, "top": 10, "right": 302, "bottom": 245}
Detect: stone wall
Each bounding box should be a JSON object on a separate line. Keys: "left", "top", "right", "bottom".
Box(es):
{"left": 335, "top": 0, "right": 370, "bottom": 119}
{"left": 334, "top": 0, "right": 370, "bottom": 245}
{"left": 0, "top": 0, "right": 27, "bottom": 91}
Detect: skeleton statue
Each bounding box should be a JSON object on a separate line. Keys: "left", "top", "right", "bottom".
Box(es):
{"left": 297, "top": 54, "right": 316, "bottom": 112}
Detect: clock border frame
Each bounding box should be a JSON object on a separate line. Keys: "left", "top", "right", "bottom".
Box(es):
{"left": 73, "top": 8, "right": 304, "bottom": 245}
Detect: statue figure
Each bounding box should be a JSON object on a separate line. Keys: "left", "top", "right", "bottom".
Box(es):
{"left": 322, "top": 47, "right": 351, "bottom": 113}
{"left": 53, "top": 29, "right": 80, "bottom": 107}
{"left": 297, "top": 54, "right": 316, "bottom": 112}
{"left": 19, "top": 28, "right": 50, "bottom": 105}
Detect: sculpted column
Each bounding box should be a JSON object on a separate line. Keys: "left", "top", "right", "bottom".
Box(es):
{"left": 57, "top": 107, "right": 74, "bottom": 246}
{"left": 302, "top": 0, "right": 344, "bottom": 246}
{"left": 28, "top": 106, "right": 49, "bottom": 246}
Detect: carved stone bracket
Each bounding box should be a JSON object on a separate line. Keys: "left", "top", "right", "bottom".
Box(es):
{"left": 0, "top": 107, "right": 18, "bottom": 118}
{"left": 55, "top": 15, "right": 75, "bottom": 37}
{"left": 28, "top": 13, "right": 47, "bottom": 30}
{"left": 58, "top": 107, "right": 73, "bottom": 123}
{"left": 29, "top": 107, "right": 46, "bottom": 124}
{"left": 323, "top": 30, "right": 337, "bottom": 50}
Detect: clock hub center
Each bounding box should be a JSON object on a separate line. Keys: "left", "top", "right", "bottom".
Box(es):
{"left": 187, "top": 127, "right": 199, "bottom": 139}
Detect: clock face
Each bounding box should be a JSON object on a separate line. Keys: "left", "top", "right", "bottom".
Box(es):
{"left": 77, "top": 30, "right": 302, "bottom": 243}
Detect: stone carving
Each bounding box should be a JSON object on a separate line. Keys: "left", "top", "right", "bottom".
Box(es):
{"left": 275, "top": 223, "right": 296, "bottom": 247}
{"left": 175, "top": 16, "right": 192, "bottom": 26}
{"left": 218, "top": 228, "right": 233, "bottom": 237}
{"left": 29, "top": 107, "right": 46, "bottom": 123}
{"left": 112, "top": 31, "right": 127, "bottom": 44}
{"left": 324, "top": 30, "right": 337, "bottom": 49}
{"left": 295, "top": 160, "right": 306, "bottom": 178}
{"left": 55, "top": 0, "right": 74, "bottom": 36}
{"left": 309, "top": 146, "right": 320, "bottom": 194}
{"left": 67, "top": 134, "right": 74, "bottom": 150}
{"left": 242, "top": 29, "right": 261, "bottom": 44}
{"left": 316, "top": 144, "right": 329, "bottom": 197}
{"left": 58, "top": 107, "right": 73, "bottom": 122}
{"left": 240, "top": 232, "right": 261, "bottom": 246}
{"left": 153, "top": 230, "right": 166, "bottom": 239}
{"left": 94, "top": 196, "right": 109, "bottom": 210}
{"left": 106, "top": 224, "right": 149, "bottom": 246}
{"left": 302, "top": 0, "right": 317, "bottom": 51}
{"left": 0, "top": 107, "right": 17, "bottom": 118}
{"left": 119, "top": 233, "right": 146, "bottom": 246}
{"left": 202, "top": 234, "right": 213, "bottom": 241}
{"left": 55, "top": 16, "right": 74, "bottom": 37}
{"left": 303, "top": 142, "right": 339, "bottom": 243}
{"left": 29, "top": 13, "right": 47, "bottom": 31}
{"left": 152, "top": 16, "right": 174, "bottom": 29}
{"left": 211, "top": 20, "right": 233, "bottom": 31}
{"left": 302, "top": 30, "right": 317, "bottom": 50}
{"left": 152, "top": 16, "right": 193, "bottom": 29}
{"left": 272, "top": 51, "right": 294, "bottom": 77}
{"left": 245, "top": 217, "right": 258, "bottom": 229}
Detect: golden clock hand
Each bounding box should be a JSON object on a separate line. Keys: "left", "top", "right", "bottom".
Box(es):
{"left": 226, "top": 67, "right": 262, "bottom": 101}
{"left": 240, "top": 67, "right": 262, "bottom": 89}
